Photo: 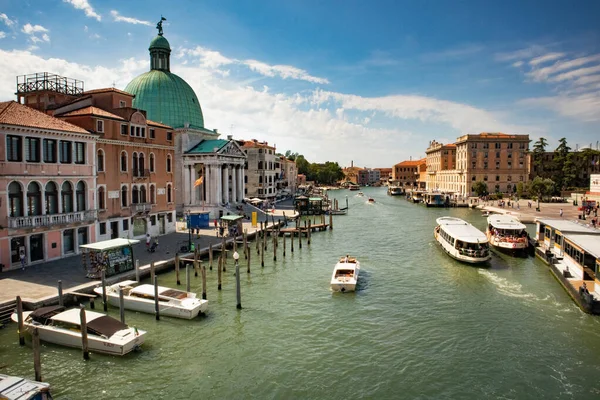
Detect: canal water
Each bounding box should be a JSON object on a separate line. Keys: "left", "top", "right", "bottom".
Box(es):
{"left": 2, "top": 187, "right": 600, "bottom": 399}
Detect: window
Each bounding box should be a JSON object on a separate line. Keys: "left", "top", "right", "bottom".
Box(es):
{"left": 132, "top": 186, "right": 139, "bottom": 204}
{"left": 151, "top": 215, "right": 156, "bottom": 225}
{"left": 63, "top": 229, "right": 75, "bottom": 253}
{"left": 507, "top": 153, "right": 512, "bottom": 159}
{"left": 495, "top": 152, "right": 500, "bottom": 158}
{"left": 136, "top": 127, "right": 140, "bottom": 137}
{"left": 496, "top": 175, "right": 500, "bottom": 181}
{"left": 43, "top": 139, "right": 57, "bottom": 163}
{"left": 508, "top": 161, "right": 512, "bottom": 169}
{"left": 74, "top": 142, "right": 85, "bottom": 164}
{"left": 520, "top": 176, "right": 524, "bottom": 182}
{"left": 150, "top": 129, "right": 155, "bottom": 139}
{"left": 167, "top": 213, "right": 173, "bottom": 223}
{"left": 27, "top": 182, "right": 42, "bottom": 216}
{"left": 259, "top": 176, "right": 263, "bottom": 184}
{"left": 495, "top": 143, "right": 501, "bottom": 149}
{"left": 61, "top": 181, "right": 73, "bottom": 213}
{"left": 100, "top": 222, "right": 107, "bottom": 235}
{"left": 484, "top": 175, "right": 488, "bottom": 181}
{"left": 483, "top": 162, "right": 488, "bottom": 170}
{"left": 166, "top": 132, "right": 172, "bottom": 141}
{"left": 166, "top": 155, "right": 172, "bottom": 172}
{"left": 25, "top": 137, "right": 40, "bottom": 162}
{"left": 130, "top": 126, "right": 135, "bottom": 136}
{"left": 97, "top": 150, "right": 104, "bottom": 172}
{"left": 167, "top": 184, "right": 172, "bottom": 203}
{"left": 120, "top": 151, "right": 127, "bottom": 172}
{"left": 138, "top": 153, "right": 145, "bottom": 175}
{"left": 119, "top": 100, "right": 126, "bottom": 108}
{"left": 471, "top": 151, "right": 476, "bottom": 159}
{"left": 150, "top": 185, "right": 156, "bottom": 204}
{"left": 8, "top": 181, "right": 23, "bottom": 217}
{"left": 149, "top": 153, "right": 155, "bottom": 172}
{"left": 141, "top": 128, "right": 146, "bottom": 138}
{"left": 132, "top": 153, "right": 138, "bottom": 176}
{"left": 484, "top": 152, "right": 488, "bottom": 158}
{"left": 60, "top": 141, "right": 72, "bottom": 163}
{"left": 121, "top": 185, "right": 128, "bottom": 207}
{"left": 471, "top": 162, "right": 476, "bottom": 169}
{"left": 470, "top": 143, "right": 477, "bottom": 149}
{"left": 519, "top": 143, "right": 526, "bottom": 149}
{"left": 98, "top": 186, "right": 105, "bottom": 210}
{"left": 507, "top": 143, "right": 513, "bottom": 149}
{"left": 45, "top": 182, "right": 58, "bottom": 214}
{"left": 96, "top": 120, "right": 104, "bottom": 133}
{"left": 121, "top": 124, "right": 128, "bottom": 135}
{"left": 140, "top": 185, "right": 147, "bottom": 203}
{"left": 472, "top": 176, "right": 476, "bottom": 181}
{"left": 76, "top": 181, "right": 85, "bottom": 211}
{"left": 507, "top": 175, "right": 512, "bottom": 182}
{"left": 122, "top": 219, "right": 129, "bottom": 231}
{"left": 496, "top": 161, "right": 500, "bottom": 169}
{"left": 482, "top": 143, "right": 489, "bottom": 149}
{"left": 6, "top": 135, "right": 22, "bottom": 161}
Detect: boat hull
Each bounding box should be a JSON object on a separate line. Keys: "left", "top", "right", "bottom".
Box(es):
{"left": 330, "top": 282, "right": 357, "bottom": 292}
{"left": 434, "top": 230, "right": 491, "bottom": 264}
{"left": 330, "top": 261, "right": 360, "bottom": 292}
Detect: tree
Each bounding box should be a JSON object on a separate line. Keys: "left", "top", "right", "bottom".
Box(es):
{"left": 532, "top": 137, "right": 548, "bottom": 177}
{"left": 562, "top": 153, "right": 578, "bottom": 189}
{"left": 295, "top": 155, "right": 310, "bottom": 176}
{"left": 552, "top": 137, "right": 571, "bottom": 190}
{"left": 472, "top": 181, "right": 488, "bottom": 197}
{"left": 516, "top": 182, "right": 525, "bottom": 198}
{"left": 284, "top": 150, "right": 299, "bottom": 161}
{"left": 529, "top": 176, "right": 555, "bottom": 208}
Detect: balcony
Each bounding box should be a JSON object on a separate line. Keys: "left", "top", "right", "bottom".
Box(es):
{"left": 133, "top": 169, "right": 151, "bottom": 180}
{"left": 131, "top": 203, "right": 152, "bottom": 213}
{"left": 8, "top": 209, "right": 97, "bottom": 229}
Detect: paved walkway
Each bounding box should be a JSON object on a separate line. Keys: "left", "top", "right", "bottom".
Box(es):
{"left": 0, "top": 203, "right": 291, "bottom": 304}
{"left": 474, "top": 200, "right": 597, "bottom": 224}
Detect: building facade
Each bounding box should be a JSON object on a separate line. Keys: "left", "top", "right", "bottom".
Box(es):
{"left": 375, "top": 168, "right": 392, "bottom": 185}
{"left": 278, "top": 156, "right": 297, "bottom": 196}
{"left": 243, "top": 140, "right": 278, "bottom": 200}
{"left": 0, "top": 101, "right": 97, "bottom": 270}
{"left": 426, "top": 133, "right": 530, "bottom": 196}
{"left": 392, "top": 158, "right": 426, "bottom": 187}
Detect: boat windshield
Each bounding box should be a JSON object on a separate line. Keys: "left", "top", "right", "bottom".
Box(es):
{"left": 335, "top": 269, "right": 354, "bottom": 277}
{"left": 455, "top": 240, "right": 489, "bottom": 257}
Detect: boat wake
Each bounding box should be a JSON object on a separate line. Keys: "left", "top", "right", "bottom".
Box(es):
{"left": 478, "top": 270, "right": 543, "bottom": 301}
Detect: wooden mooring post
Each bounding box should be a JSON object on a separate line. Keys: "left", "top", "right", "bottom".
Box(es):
{"left": 150, "top": 262, "right": 155, "bottom": 282}
{"left": 273, "top": 236, "right": 277, "bottom": 262}
{"left": 235, "top": 258, "right": 242, "bottom": 310}
{"left": 194, "top": 249, "right": 199, "bottom": 277}
{"left": 154, "top": 276, "right": 160, "bottom": 321}
{"left": 283, "top": 234, "right": 286, "bottom": 257}
{"left": 291, "top": 230, "right": 294, "bottom": 253}
{"left": 247, "top": 247, "right": 251, "bottom": 273}
{"left": 307, "top": 221, "right": 311, "bottom": 245}
{"left": 101, "top": 270, "right": 107, "bottom": 312}
{"left": 209, "top": 243, "right": 214, "bottom": 270}
{"left": 16, "top": 296, "right": 24, "bottom": 346}
{"left": 135, "top": 259, "right": 140, "bottom": 282}
{"left": 299, "top": 227, "right": 303, "bottom": 249}
{"left": 32, "top": 327, "right": 42, "bottom": 381}
{"left": 186, "top": 264, "right": 191, "bottom": 293}
{"left": 261, "top": 238, "right": 265, "bottom": 267}
{"left": 57, "top": 280, "right": 63, "bottom": 306}
{"left": 175, "top": 254, "right": 181, "bottom": 285}
{"left": 119, "top": 288, "right": 125, "bottom": 324}
{"left": 201, "top": 265, "right": 207, "bottom": 300}
{"left": 243, "top": 230, "right": 248, "bottom": 259}
{"left": 218, "top": 256, "right": 223, "bottom": 291}
{"left": 80, "top": 306, "right": 90, "bottom": 360}
{"left": 329, "top": 212, "right": 333, "bottom": 230}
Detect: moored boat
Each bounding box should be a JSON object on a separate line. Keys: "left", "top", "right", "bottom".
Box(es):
{"left": 94, "top": 280, "right": 208, "bottom": 319}
{"left": 367, "top": 198, "right": 375, "bottom": 203}
{"left": 387, "top": 185, "right": 404, "bottom": 196}
{"left": 11, "top": 306, "right": 146, "bottom": 356}
{"left": 348, "top": 184, "right": 360, "bottom": 191}
{"left": 330, "top": 257, "right": 360, "bottom": 292}
{"left": 0, "top": 374, "right": 53, "bottom": 400}
{"left": 486, "top": 214, "right": 529, "bottom": 254}
{"left": 434, "top": 217, "right": 491, "bottom": 264}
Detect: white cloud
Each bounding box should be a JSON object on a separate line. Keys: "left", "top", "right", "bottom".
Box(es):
{"left": 21, "top": 23, "right": 50, "bottom": 43}
{"left": 519, "top": 94, "right": 600, "bottom": 122}
{"left": 529, "top": 52, "right": 565, "bottom": 66}
{"left": 110, "top": 10, "right": 151, "bottom": 26}
{"left": 63, "top": 0, "right": 101, "bottom": 21}
{"left": 0, "top": 31, "right": 5, "bottom": 39}
{"left": 512, "top": 61, "right": 524, "bottom": 68}
{"left": 0, "top": 13, "right": 15, "bottom": 27}
{"left": 84, "top": 25, "right": 88, "bottom": 32}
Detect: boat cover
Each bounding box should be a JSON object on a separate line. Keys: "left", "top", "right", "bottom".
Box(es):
{"left": 29, "top": 305, "right": 66, "bottom": 324}
{"left": 86, "top": 316, "right": 129, "bottom": 338}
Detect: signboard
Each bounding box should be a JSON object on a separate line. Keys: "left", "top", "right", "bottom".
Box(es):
{"left": 251, "top": 212, "right": 257, "bottom": 228}
{"left": 157, "top": 188, "right": 166, "bottom": 195}
{"left": 108, "top": 190, "right": 119, "bottom": 199}
{"left": 591, "top": 174, "right": 600, "bottom": 194}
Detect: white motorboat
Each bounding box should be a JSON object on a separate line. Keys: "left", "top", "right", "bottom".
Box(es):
{"left": 387, "top": 185, "right": 404, "bottom": 196}
{"left": 330, "top": 257, "right": 360, "bottom": 292}
{"left": 434, "top": 217, "right": 491, "bottom": 264}
{"left": 94, "top": 280, "right": 208, "bottom": 320}
{"left": 0, "top": 374, "right": 52, "bottom": 400}
{"left": 11, "top": 305, "right": 145, "bottom": 356}
{"left": 486, "top": 214, "right": 529, "bottom": 253}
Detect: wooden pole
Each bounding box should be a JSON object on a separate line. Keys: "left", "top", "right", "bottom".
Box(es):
{"left": 299, "top": 226, "right": 303, "bottom": 249}
{"left": 329, "top": 211, "right": 333, "bottom": 230}
{"left": 243, "top": 230, "right": 248, "bottom": 259}
{"left": 218, "top": 256, "right": 223, "bottom": 290}
{"left": 247, "top": 248, "right": 251, "bottom": 273}
{"left": 175, "top": 254, "right": 181, "bottom": 285}
{"left": 32, "top": 327, "right": 42, "bottom": 381}
{"left": 261, "top": 238, "right": 265, "bottom": 267}
{"left": 291, "top": 231, "right": 295, "bottom": 253}
{"left": 273, "top": 236, "right": 277, "bottom": 262}
{"left": 201, "top": 265, "right": 207, "bottom": 300}
{"left": 90, "top": 296, "right": 95, "bottom": 310}
{"left": 119, "top": 288, "right": 125, "bottom": 324}
{"left": 209, "top": 243, "right": 213, "bottom": 270}
{"left": 235, "top": 260, "right": 242, "bottom": 309}
{"left": 135, "top": 259, "right": 140, "bottom": 282}
{"left": 150, "top": 262, "right": 155, "bottom": 282}
{"left": 80, "top": 306, "right": 90, "bottom": 360}
{"left": 307, "top": 220, "right": 311, "bottom": 245}
{"left": 256, "top": 228, "right": 260, "bottom": 255}
{"left": 101, "top": 270, "right": 107, "bottom": 312}
{"left": 186, "top": 264, "right": 191, "bottom": 293}
{"left": 154, "top": 276, "right": 160, "bottom": 321}
{"left": 194, "top": 249, "right": 199, "bottom": 277}
{"left": 263, "top": 225, "right": 268, "bottom": 251}
{"left": 283, "top": 234, "right": 286, "bottom": 257}
{"left": 16, "top": 296, "right": 24, "bottom": 346}
{"left": 57, "top": 280, "right": 63, "bottom": 307}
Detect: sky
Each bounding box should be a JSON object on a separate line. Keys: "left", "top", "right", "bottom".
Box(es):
{"left": 0, "top": 0, "right": 599, "bottom": 168}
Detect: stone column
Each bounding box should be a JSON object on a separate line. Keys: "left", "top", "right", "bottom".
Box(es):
{"left": 240, "top": 166, "right": 245, "bottom": 200}
{"left": 222, "top": 165, "right": 229, "bottom": 205}
{"left": 191, "top": 164, "right": 198, "bottom": 206}
{"left": 215, "top": 164, "right": 222, "bottom": 206}
{"left": 237, "top": 165, "right": 243, "bottom": 202}
{"left": 183, "top": 164, "right": 190, "bottom": 206}
{"left": 205, "top": 164, "right": 212, "bottom": 205}
{"left": 231, "top": 165, "right": 238, "bottom": 203}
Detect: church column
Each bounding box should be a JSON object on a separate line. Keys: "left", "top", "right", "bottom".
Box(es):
{"left": 231, "top": 165, "right": 238, "bottom": 203}
{"left": 183, "top": 164, "right": 191, "bottom": 206}
{"left": 205, "top": 164, "right": 212, "bottom": 205}
{"left": 215, "top": 165, "right": 222, "bottom": 206}
{"left": 237, "top": 165, "right": 243, "bottom": 202}
{"left": 240, "top": 166, "right": 245, "bottom": 201}
{"left": 222, "top": 165, "right": 230, "bottom": 205}
{"left": 188, "top": 165, "right": 193, "bottom": 205}
{"left": 190, "top": 164, "right": 197, "bottom": 205}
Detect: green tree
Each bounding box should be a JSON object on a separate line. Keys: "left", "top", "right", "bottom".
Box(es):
{"left": 295, "top": 155, "right": 310, "bottom": 176}
{"left": 516, "top": 182, "right": 525, "bottom": 198}
{"left": 552, "top": 137, "right": 571, "bottom": 190}
{"left": 562, "top": 153, "right": 578, "bottom": 189}
{"left": 529, "top": 176, "right": 556, "bottom": 208}
{"left": 472, "top": 181, "right": 488, "bottom": 197}
{"left": 532, "top": 137, "right": 548, "bottom": 177}
{"left": 284, "top": 150, "right": 299, "bottom": 161}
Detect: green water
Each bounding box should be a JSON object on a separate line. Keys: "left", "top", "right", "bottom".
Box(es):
{"left": 2, "top": 187, "right": 600, "bottom": 399}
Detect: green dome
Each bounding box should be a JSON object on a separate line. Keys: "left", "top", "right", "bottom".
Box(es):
{"left": 149, "top": 35, "right": 170, "bottom": 50}
{"left": 125, "top": 70, "right": 204, "bottom": 129}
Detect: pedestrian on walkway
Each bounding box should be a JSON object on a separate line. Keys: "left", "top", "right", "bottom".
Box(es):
{"left": 19, "top": 248, "right": 26, "bottom": 270}
{"left": 146, "top": 233, "right": 151, "bottom": 249}
{"left": 560, "top": 208, "right": 563, "bottom": 218}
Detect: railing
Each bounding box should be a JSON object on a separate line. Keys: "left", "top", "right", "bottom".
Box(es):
{"left": 8, "top": 209, "right": 97, "bottom": 229}
{"left": 133, "top": 169, "right": 151, "bottom": 179}
{"left": 131, "top": 203, "right": 152, "bottom": 213}
{"left": 458, "top": 248, "right": 489, "bottom": 258}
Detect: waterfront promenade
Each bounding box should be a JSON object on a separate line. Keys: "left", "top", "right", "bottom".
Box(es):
{"left": 475, "top": 199, "right": 594, "bottom": 224}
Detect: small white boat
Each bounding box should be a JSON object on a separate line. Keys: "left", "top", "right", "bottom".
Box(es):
{"left": 11, "top": 305, "right": 145, "bottom": 356}
{"left": 94, "top": 280, "right": 208, "bottom": 320}
{"left": 0, "top": 374, "right": 52, "bottom": 400}
{"left": 434, "top": 217, "right": 491, "bottom": 264}
{"left": 357, "top": 191, "right": 364, "bottom": 196}
{"left": 348, "top": 184, "right": 360, "bottom": 191}
{"left": 486, "top": 214, "right": 529, "bottom": 253}
{"left": 367, "top": 198, "right": 375, "bottom": 203}
{"left": 387, "top": 186, "right": 404, "bottom": 196}
{"left": 330, "top": 257, "right": 360, "bottom": 292}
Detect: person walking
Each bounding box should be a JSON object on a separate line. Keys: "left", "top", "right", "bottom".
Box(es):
{"left": 146, "top": 233, "right": 151, "bottom": 250}
{"left": 19, "top": 248, "right": 26, "bottom": 271}
{"left": 560, "top": 208, "right": 564, "bottom": 218}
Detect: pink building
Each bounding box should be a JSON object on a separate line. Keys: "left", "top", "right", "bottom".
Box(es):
{"left": 0, "top": 101, "right": 97, "bottom": 271}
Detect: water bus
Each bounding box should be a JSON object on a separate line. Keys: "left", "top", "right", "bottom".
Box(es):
{"left": 387, "top": 185, "right": 404, "bottom": 196}
{"left": 434, "top": 217, "right": 491, "bottom": 264}
{"left": 486, "top": 214, "right": 529, "bottom": 254}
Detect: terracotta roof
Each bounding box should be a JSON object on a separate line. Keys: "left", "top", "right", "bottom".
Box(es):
{"left": 242, "top": 140, "right": 274, "bottom": 150}
{"left": 477, "top": 132, "right": 509, "bottom": 137}
{"left": 395, "top": 158, "right": 426, "bottom": 167}
{"left": 147, "top": 119, "right": 172, "bottom": 129}
{"left": 83, "top": 87, "right": 134, "bottom": 97}
{"left": 59, "top": 106, "right": 125, "bottom": 120}
{"left": 0, "top": 101, "right": 90, "bottom": 134}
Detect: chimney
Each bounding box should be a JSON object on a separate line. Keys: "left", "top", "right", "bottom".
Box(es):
{"left": 227, "top": 135, "right": 233, "bottom": 140}
{"left": 351, "top": 160, "right": 353, "bottom": 168}
{"left": 214, "top": 128, "right": 218, "bottom": 133}
{"left": 410, "top": 156, "right": 412, "bottom": 161}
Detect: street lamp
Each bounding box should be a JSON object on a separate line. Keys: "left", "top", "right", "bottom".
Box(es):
{"left": 233, "top": 251, "right": 241, "bottom": 309}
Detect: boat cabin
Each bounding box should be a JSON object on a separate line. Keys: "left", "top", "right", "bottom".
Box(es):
{"left": 294, "top": 196, "right": 328, "bottom": 215}
{"left": 423, "top": 192, "right": 451, "bottom": 207}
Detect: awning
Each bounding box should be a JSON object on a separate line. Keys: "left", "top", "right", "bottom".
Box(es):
{"left": 220, "top": 214, "right": 244, "bottom": 222}
{"left": 80, "top": 238, "right": 140, "bottom": 251}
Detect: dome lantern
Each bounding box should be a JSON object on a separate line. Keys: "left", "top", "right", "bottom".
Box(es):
{"left": 150, "top": 17, "right": 170, "bottom": 71}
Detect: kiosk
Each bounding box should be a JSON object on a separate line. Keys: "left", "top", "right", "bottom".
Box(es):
{"left": 80, "top": 238, "right": 140, "bottom": 278}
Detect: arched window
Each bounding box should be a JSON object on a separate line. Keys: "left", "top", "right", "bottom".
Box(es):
{"left": 76, "top": 181, "right": 86, "bottom": 211}
{"left": 132, "top": 185, "right": 139, "bottom": 204}
{"left": 61, "top": 181, "right": 73, "bottom": 213}
{"left": 120, "top": 151, "right": 127, "bottom": 172}
{"left": 132, "top": 152, "right": 139, "bottom": 176}
{"left": 140, "top": 185, "right": 147, "bottom": 203}
{"left": 138, "top": 153, "right": 145, "bottom": 176}
{"left": 97, "top": 149, "right": 105, "bottom": 172}
{"left": 149, "top": 153, "right": 155, "bottom": 173}
{"left": 167, "top": 183, "right": 172, "bottom": 203}
{"left": 150, "top": 184, "right": 156, "bottom": 204}
{"left": 8, "top": 181, "right": 23, "bottom": 217}
{"left": 27, "top": 182, "right": 42, "bottom": 216}
{"left": 166, "top": 155, "right": 172, "bottom": 173}
{"left": 45, "top": 182, "right": 58, "bottom": 214}
{"left": 98, "top": 186, "right": 105, "bottom": 209}
{"left": 121, "top": 185, "right": 128, "bottom": 207}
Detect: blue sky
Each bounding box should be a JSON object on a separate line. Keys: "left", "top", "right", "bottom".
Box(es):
{"left": 1, "top": 0, "right": 599, "bottom": 167}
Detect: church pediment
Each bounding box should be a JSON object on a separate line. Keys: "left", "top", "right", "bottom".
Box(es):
{"left": 218, "top": 141, "right": 245, "bottom": 157}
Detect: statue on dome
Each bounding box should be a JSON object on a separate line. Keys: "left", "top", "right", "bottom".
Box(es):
{"left": 156, "top": 16, "right": 167, "bottom": 36}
